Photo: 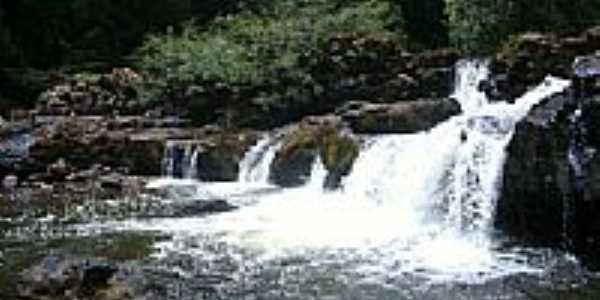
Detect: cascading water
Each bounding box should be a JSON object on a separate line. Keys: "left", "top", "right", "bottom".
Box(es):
{"left": 114, "top": 60, "right": 572, "bottom": 285}
{"left": 161, "top": 141, "right": 200, "bottom": 179}
{"left": 237, "top": 135, "right": 279, "bottom": 185}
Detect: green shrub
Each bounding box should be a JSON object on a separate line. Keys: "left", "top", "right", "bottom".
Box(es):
{"left": 445, "top": 0, "right": 510, "bottom": 53}
{"left": 445, "top": 0, "right": 600, "bottom": 53}
{"left": 134, "top": 0, "right": 401, "bottom": 88}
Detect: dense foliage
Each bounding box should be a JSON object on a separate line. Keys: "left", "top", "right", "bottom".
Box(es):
{"left": 135, "top": 0, "right": 399, "bottom": 87}
{"left": 446, "top": 0, "right": 600, "bottom": 51}
{"left": 1, "top": 0, "right": 599, "bottom": 113}
{"left": 0, "top": 1, "right": 184, "bottom": 68}
{"left": 1, "top": 0, "right": 599, "bottom": 68}
{"left": 396, "top": 0, "right": 448, "bottom": 49}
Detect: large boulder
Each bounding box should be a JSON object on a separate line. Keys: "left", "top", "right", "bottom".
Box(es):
{"left": 497, "top": 54, "right": 600, "bottom": 269}
{"left": 497, "top": 91, "right": 574, "bottom": 246}
{"left": 270, "top": 116, "right": 359, "bottom": 188}
{"left": 338, "top": 98, "right": 461, "bottom": 134}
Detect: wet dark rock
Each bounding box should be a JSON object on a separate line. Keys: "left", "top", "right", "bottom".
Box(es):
{"left": 338, "top": 98, "right": 461, "bottom": 134}
{"left": 498, "top": 60, "right": 600, "bottom": 270}
{"left": 270, "top": 116, "right": 359, "bottom": 188}
{"left": 497, "top": 91, "right": 575, "bottom": 246}
{"left": 271, "top": 146, "right": 316, "bottom": 188}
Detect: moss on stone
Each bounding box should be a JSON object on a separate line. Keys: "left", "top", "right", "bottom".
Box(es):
{"left": 320, "top": 131, "right": 359, "bottom": 175}
{"left": 273, "top": 121, "right": 359, "bottom": 187}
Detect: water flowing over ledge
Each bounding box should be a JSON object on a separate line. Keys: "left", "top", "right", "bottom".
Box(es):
{"left": 97, "top": 60, "right": 573, "bottom": 285}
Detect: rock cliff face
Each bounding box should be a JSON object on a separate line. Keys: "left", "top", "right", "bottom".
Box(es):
{"left": 497, "top": 53, "right": 600, "bottom": 269}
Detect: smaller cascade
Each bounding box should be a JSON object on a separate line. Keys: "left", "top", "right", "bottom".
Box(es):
{"left": 185, "top": 146, "right": 199, "bottom": 179}
{"left": 238, "top": 135, "right": 279, "bottom": 185}
{"left": 442, "top": 65, "right": 571, "bottom": 238}
{"left": 306, "top": 155, "right": 328, "bottom": 191}
{"left": 452, "top": 60, "right": 490, "bottom": 114}
{"left": 161, "top": 141, "right": 200, "bottom": 179}
{"left": 161, "top": 141, "right": 175, "bottom": 177}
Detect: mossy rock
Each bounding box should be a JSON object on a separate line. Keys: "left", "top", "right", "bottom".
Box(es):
{"left": 320, "top": 130, "right": 360, "bottom": 189}
{"left": 271, "top": 117, "right": 359, "bottom": 188}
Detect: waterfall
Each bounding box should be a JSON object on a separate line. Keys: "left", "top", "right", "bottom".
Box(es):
{"left": 341, "top": 60, "right": 569, "bottom": 239}
{"left": 306, "top": 155, "right": 328, "bottom": 191}
{"left": 237, "top": 135, "right": 279, "bottom": 185}
{"left": 161, "top": 141, "right": 200, "bottom": 179}
{"left": 185, "top": 148, "right": 199, "bottom": 179}
{"left": 121, "top": 60, "right": 571, "bottom": 283}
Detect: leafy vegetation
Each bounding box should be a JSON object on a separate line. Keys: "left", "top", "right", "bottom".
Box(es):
{"left": 135, "top": 0, "right": 400, "bottom": 88}
{"left": 1, "top": 0, "right": 600, "bottom": 115}
{"left": 446, "top": 0, "right": 600, "bottom": 52}
{"left": 396, "top": 0, "right": 449, "bottom": 49}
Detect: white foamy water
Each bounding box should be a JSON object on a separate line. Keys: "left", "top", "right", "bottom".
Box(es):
{"left": 111, "top": 60, "right": 571, "bottom": 284}
{"left": 161, "top": 141, "right": 199, "bottom": 179}
{"left": 238, "top": 135, "right": 279, "bottom": 185}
